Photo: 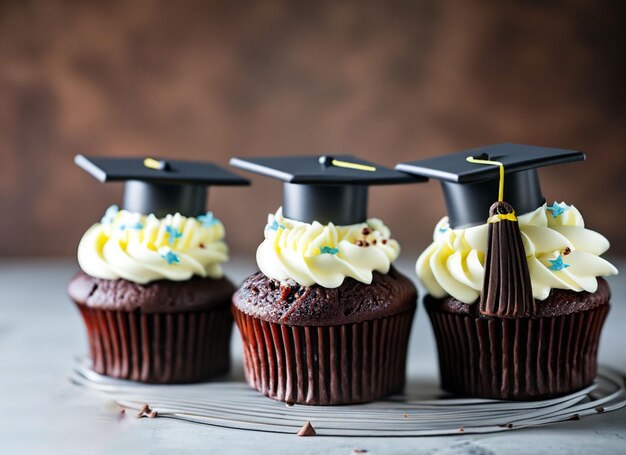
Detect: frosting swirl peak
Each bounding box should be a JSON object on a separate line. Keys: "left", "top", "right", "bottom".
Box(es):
{"left": 78, "top": 206, "right": 228, "bottom": 284}
{"left": 257, "top": 208, "right": 400, "bottom": 288}
{"left": 417, "top": 202, "right": 618, "bottom": 303}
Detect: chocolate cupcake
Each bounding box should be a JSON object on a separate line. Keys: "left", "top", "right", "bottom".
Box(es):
{"left": 230, "top": 155, "right": 422, "bottom": 404}
{"left": 67, "top": 156, "right": 248, "bottom": 383}
{"left": 397, "top": 144, "right": 618, "bottom": 400}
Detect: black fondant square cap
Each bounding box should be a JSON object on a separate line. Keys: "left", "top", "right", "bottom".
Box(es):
{"left": 229, "top": 155, "right": 420, "bottom": 185}
{"left": 230, "top": 154, "right": 424, "bottom": 224}
{"left": 75, "top": 155, "right": 249, "bottom": 217}
{"left": 75, "top": 155, "right": 249, "bottom": 185}
{"left": 395, "top": 143, "right": 584, "bottom": 183}
{"left": 395, "top": 143, "right": 585, "bottom": 228}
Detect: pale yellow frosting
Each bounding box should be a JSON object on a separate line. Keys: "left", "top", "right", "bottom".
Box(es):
{"left": 417, "top": 202, "right": 618, "bottom": 303}
{"left": 257, "top": 208, "right": 400, "bottom": 288}
{"left": 78, "top": 206, "right": 228, "bottom": 284}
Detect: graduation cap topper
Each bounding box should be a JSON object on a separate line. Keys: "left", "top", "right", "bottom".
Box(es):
{"left": 75, "top": 155, "right": 249, "bottom": 217}
{"left": 395, "top": 143, "right": 585, "bottom": 229}
{"left": 229, "top": 155, "right": 424, "bottom": 225}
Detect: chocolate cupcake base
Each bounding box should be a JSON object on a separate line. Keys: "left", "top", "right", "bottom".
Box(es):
{"left": 426, "top": 299, "right": 609, "bottom": 400}
{"left": 68, "top": 272, "right": 236, "bottom": 383}
{"left": 233, "top": 307, "right": 415, "bottom": 405}
{"left": 75, "top": 304, "right": 233, "bottom": 383}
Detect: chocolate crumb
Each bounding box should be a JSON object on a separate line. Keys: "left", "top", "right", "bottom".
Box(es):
{"left": 562, "top": 247, "right": 571, "bottom": 255}
{"left": 352, "top": 449, "right": 368, "bottom": 454}
{"left": 280, "top": 285, "right": 291, "bottom": 300}
{"left": 364, "top": 241, "right": 370, "bottom": 247}
{"left": 499, "top": 423, "right": 514, "bottom": 428}
{"left": 595, "top": 406, "right": 605, "bottom": 413}
{"left": 137, "top": 404, "right": 154, "bottom": 419}
{"left": 362, "top": 227, "right": 371, "bottom": 235}
{"left": 285, "top": 402, "right": 294, "bottom": 407}
{"left": 356, "top": 240, "right": 364, "bottom": 247}
{"left": 569, "top": 414, "right": 580, "bottom": 421}
{"left": 372, "top": 239, "right": 377, "bottom": 244}
{"left": 382, "top": 239, "right": 387, "bottom": 244}
{"left": 403, "top": 413, "right": 408, "bottom": 418}
{"left": 199, "top": 243, "right": 206, "bottom": 249}
{"left": 458, "top": 427, "right": 464, "bottom": 432}
{"left": 297, "top": 421, "right": 316, "bottom": 437}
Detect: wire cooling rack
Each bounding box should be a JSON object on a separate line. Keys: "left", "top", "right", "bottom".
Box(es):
{"left": 71, "top": 363, "right": 626, "bottom": 436}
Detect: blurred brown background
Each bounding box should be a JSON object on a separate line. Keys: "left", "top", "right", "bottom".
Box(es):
{"left": 1, "top": 0, "right": 625, "bottom": 261}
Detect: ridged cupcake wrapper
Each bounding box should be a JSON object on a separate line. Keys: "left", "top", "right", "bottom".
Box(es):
{"left": 232, "top": 308, "right": 416, "bottom": 405}
{"left": 75, "top": 304, "right": 233, "bottom": 383}
{"left": 426, "top": 303, "right": 610, "bottom": 400}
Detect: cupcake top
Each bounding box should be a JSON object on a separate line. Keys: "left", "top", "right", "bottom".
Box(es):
{"left": 78, "top": 205, "right": 229, "bottom": 284}
{"left": 256, "top": 207, "right": 400, "bottom": 288}
{"left": 229, "top": 154, "right": 423, "bottom": 289}
{"left": 72, "top": 155, "right": 249, "bottom": 284}
{"left": 417, "top": 202, "right": 617, "bottom": 303}
{"left": 395, "top": 144, "right": 619, "bottom": 306}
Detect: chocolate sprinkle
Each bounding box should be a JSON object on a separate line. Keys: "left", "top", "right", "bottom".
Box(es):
{"left": 297, "top": 421, "right": 317, "bottom": 436}
{"left": 480, "top": 201, "right": 535, "bottom": 318}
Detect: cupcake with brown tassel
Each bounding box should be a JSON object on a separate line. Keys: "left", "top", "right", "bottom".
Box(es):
{"left": 396, "top": 143, "right": 618, "bottom": 400}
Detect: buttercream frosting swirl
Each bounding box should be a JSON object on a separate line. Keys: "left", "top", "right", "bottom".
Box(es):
{"left": 257, "top": 207, "right": 400, "bottom": 288}
{"left": 78, "top": 206, "right": 228, "bottom": 284}
{"left": 417, "top": 202, "right": 618, "bottom": 303}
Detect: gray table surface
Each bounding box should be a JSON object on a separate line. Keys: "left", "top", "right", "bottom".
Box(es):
{"left": 1, "top": 258, "right": 625, "bottom": 455}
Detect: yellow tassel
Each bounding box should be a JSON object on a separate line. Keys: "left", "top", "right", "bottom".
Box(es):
{"left": 466, "top": 156, "right": 505, "bottom": 202}
{"left": 487, "top": 212, "right": 517, "bottom": 223}
{"left": 331, "top": 159, "right": 376, "bottom": 172}
{"left": 143, "top": 157, "right": 166, "bottom": 170}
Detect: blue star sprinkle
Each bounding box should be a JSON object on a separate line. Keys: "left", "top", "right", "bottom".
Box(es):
{"left": 320, "top": 246, "right": 339, "bottom": 255}
{"left": 165, "top": 225, "right": 182, "bottom": 245}
{"left": 267, "top": 219, "right": 286, "bottom": 231}
{"left": 160, "top": 249, "right": 180, "bottom": 265}
{"left": 101, "top": 205, "right": 119, "bottom": 224}
{"left": 548, "top": 255, "right": 570, "bottom": 271}
{"left": 118, "top": 222, "right": 144, "bottom": 231}
{"left": 197, "top": 211, "right": 219, "bottom": 227}
{"left": 438, "top": 226, "right": 448, "bottom": 233}
{"left": 546, "top": 201, "right": 569, "bottom": 219}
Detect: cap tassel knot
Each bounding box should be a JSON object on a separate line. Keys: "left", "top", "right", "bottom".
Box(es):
{"left": 479, "top": 201, "right": 535, "bottom": 318}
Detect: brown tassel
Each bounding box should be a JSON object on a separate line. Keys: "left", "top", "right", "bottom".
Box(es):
{"left": 479, "top": 201, "right": 534, "bottom": 318}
